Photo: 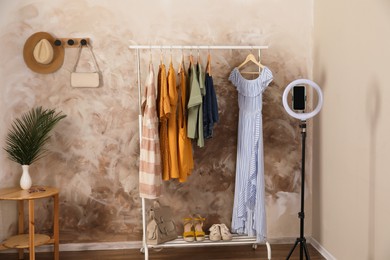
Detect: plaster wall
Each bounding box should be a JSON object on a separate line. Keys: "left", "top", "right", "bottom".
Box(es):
{"left": 0, "top": 0, "right": 313, "bottom": 244}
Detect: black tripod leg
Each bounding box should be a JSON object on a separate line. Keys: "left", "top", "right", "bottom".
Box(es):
{"left": 286, "top": 239, "right": 299, "bottom": 259}
{"left": 300, "top": 242, "right": 304, "bottom": 260}
{"left": 303, "top": 241, "right": 311, "bottom": 259}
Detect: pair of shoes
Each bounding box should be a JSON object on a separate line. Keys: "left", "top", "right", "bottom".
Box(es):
{"left": 209, "top": 224, "right": 233, "bottom": 241}
{"left": 182, "top": 215, "right": 206, "bottom": 242}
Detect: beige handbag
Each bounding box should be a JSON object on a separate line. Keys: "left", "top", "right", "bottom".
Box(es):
{"left": 71, "top": 44, "right": 100, "bottom": 88}
{"left": 147, "top": 201, "right": 178, "bottom": 245}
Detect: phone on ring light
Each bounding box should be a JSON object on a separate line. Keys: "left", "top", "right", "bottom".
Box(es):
{"left": 292, "top": 85, "right": 306, "bottom": 111}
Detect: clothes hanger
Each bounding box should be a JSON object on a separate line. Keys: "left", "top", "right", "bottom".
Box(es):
{"left": 160, "top": 47, "right": 164, "bottom": 65}
{"left": 237, "top": 49, "right": 264, "bottom": 74}
{"left": 206, "top": 49, "right": 212, "bottom": 75}
{"left": 149, "top": 46, "right": 152, "bottom": 65}
{"left": 169, "top": 46, "right": 173, "bottom": 65}
{"left": 178, "top": 48, "right": 184, "bottom": 73}
{"left": 189, "top": 48, "right": 194, "bottom": 66}
{"left": 197, "top": 47, "right": 201, "bottom": 65}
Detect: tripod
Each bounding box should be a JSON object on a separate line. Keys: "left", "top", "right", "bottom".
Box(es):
{"left": 286, "top": 121, "right": 310, "bottom": 260}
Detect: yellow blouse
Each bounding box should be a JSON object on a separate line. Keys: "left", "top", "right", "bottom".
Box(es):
{"left": 157, "top": 64, "right": 170, "bottom": 181}
{"left": 177, "top": 61, "right": 194, "bottom": 182}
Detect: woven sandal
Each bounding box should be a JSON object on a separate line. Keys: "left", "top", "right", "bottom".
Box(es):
{"left": 183, "top": 217, "right": 195, "bottom": 242}
{"left": 193, "top": 215, "right": 206, "bottom": 241}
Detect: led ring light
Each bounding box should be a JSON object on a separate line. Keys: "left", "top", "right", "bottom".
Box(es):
{"left": 282, "top": 79, "right": 323, "bottom": 121}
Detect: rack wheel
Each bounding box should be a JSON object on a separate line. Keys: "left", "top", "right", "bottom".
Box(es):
{"left": 140, "top": 247, "right": 145, "bottom": 254}
{"left": 252, "top": 243, "right": 258, "bottom": 250}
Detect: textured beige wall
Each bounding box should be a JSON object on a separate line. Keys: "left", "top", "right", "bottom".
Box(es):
{"left": 313, "top": 0, "right": 390, "bottom": 259}
{"left": 0, "top": 0, "right": 313, "bottom": 244}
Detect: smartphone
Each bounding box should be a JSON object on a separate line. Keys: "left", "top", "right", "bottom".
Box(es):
{"left": 292, "top": 85, "right": 306, "bottom": 111}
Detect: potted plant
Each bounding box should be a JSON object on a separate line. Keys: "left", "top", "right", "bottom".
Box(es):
{"left": 4, "top": 106, "right": 66, "bottom": 190}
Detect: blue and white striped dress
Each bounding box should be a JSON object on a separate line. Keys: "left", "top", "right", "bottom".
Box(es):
{"left": 229, "top": 67, "right": 273, "bottom": 242}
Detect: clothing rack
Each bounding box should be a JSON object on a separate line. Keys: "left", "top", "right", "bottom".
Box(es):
{"left": 130, "top": 44, "right": 271, "bottom": 260}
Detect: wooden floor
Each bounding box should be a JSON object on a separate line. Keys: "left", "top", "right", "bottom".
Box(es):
{"left": 0, "top": 244, "right": 325, "bottom": 260}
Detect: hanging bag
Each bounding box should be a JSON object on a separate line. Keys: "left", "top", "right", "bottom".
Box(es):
{"left": 146, "top": 201, "right": 178, "bottom": 245}
{"left": 71, "top": 43, "right": 100, "bottom": 88}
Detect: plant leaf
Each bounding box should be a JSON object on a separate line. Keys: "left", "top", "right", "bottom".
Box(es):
{"left": 4, "top": 106, "right": 66, "bottom": 165}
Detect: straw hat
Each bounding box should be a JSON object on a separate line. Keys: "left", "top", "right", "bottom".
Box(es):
{"left": 23, "top": 32, "right": 64, "bottom": 74}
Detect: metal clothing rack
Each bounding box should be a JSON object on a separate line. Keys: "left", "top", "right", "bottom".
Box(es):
{"left": 129, "top": 44, "right": 271, "bottom": 260}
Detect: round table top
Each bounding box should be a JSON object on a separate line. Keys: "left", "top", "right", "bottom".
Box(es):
{"left": 0, "top": 186, "right": 58, "bottom": 200}
{"left": 3, "top": 234, "right": 51, "bottom": 249}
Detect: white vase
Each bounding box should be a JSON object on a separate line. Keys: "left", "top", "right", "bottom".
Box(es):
{"left": 20, "top": 165, "right": 32, "bottom": 190}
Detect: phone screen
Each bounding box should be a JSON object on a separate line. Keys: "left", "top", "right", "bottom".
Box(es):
{"left": 292, "top": 86, "right": 306, "bottom": 111}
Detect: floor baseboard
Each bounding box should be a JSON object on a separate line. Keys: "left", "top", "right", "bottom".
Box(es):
{"left": 0, "top": 236, "right": 335, "bottom": 260}
{"left": 0, "top": 241, "right": 143, "bottom": 253}
{"left": 308, "top": 237, "right": 337, "bottom": 260}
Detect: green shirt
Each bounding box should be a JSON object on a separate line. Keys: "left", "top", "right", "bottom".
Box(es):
{"left": 187, "top": 63, "right": 204, "bottom": 148}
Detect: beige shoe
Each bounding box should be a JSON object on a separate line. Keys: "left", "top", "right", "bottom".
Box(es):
{"left": 219, "top": 224, "right": 233, "bottom": 241}
{"left": 209, "top": 224, "right": 221, "bottom": 241}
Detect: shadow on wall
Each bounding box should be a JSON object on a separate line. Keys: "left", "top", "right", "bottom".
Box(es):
{"left": 311, "top": 45, "right": 327, "bottom": 244}
{"left": 366, "top": 79, "right": 381, "bottom": 260}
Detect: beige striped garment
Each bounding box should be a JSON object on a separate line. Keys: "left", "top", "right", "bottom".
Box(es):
{"left": 139, "top": 63, "right": 162, "bottom": 199}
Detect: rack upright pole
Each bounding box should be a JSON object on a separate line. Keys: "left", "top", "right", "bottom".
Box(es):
{"left": 135, "top": 48, "right": 150, "bottom": 260}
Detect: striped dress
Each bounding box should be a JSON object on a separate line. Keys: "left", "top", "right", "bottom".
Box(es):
{"left": 139, "top": 63, "right": 162, "bottom": 199}
{"left": 229, "top": 67, "right": 273, "bottom": 242}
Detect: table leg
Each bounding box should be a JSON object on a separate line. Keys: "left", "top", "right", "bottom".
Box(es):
{"left": 53, "top": 194, "right": 59, "bottom": 260}
{"left": 28, "top": 200, "right": 35, "bottom": 260}
{"left": 18, "top": 201, "right": 24, "bottom": 260}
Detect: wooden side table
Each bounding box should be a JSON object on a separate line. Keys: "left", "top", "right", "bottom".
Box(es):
{"left": 0, "top": 186, "right": 59, "bottom": 260}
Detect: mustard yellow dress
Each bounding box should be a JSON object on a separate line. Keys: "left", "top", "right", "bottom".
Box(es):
{"left": 157, "top": 63, "right": 170, "bottom": 181}
{"left": 177, "top": 61, "right": 194, "bottom": 182}
{"left": 166, "top": 62, "right": 180, "bottom": 180}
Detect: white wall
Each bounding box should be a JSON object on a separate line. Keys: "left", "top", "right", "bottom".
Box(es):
{"left": 313, "top": 0, "right": 390, "bottom": 259}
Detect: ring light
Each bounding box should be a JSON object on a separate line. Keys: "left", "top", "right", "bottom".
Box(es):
{"left": 282, "top": 79, "right": 323, "bottom": 121}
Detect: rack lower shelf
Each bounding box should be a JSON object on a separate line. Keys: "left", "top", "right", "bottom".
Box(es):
{"left": 143, "top": 235, "right": 271, "bottom": 259}
{"left": 146, "top": 235, "right": 260, "bottom": 249}
{"left": 2, "top": 234, "right": 51, "bottom": 249}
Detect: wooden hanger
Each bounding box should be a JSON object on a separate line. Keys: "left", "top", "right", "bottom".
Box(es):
{"left": 178, "top": 49, "right": 184, "bottom": 74}
{"left": 169, "top": 46, "right": 173, "bottom": 64}
{"left": 206, "top": 52, "right": 212, "bottom": 75}
{"left": 149, "top": 47, "right": 152, "bottom": 65}
{"left": 237, "top": 52, "right": 264, "bottom": 74}
{"left": 160, "top": 48, "right": 163, "bottom": 65}
{"left": 189, "top": 51, "right": 194, "bottom": 66}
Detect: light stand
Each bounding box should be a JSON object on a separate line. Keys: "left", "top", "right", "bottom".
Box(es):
{"left": 286, "top": 120, "right": 310, "bottom": 260}
{"left": 282, "top": 79, "right": 323, "bottom": 260}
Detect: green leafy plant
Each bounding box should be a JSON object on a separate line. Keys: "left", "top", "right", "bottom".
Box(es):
{"left": 4, "top": 106, "right": 66, "bottom": 165}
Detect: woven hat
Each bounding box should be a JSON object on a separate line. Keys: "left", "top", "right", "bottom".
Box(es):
{"left": 23, "top": 32, "right": 64, "bottom": 74}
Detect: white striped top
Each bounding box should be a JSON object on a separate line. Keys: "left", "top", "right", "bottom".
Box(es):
{"left": 229, "top": 66, "right": 273, "bottom": 242}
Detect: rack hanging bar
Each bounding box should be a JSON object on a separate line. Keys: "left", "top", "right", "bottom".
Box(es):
{"left": 129, "top": 45, "right": 268, "bottom": 50}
